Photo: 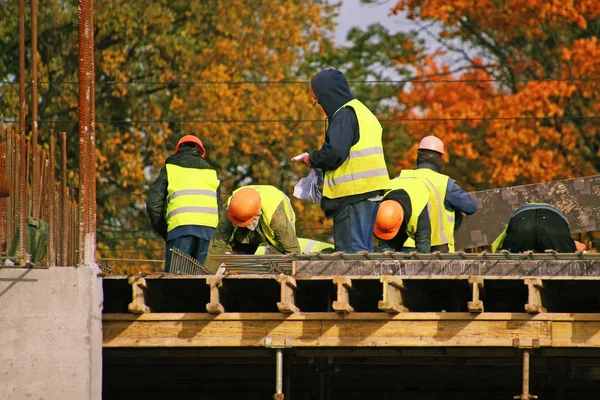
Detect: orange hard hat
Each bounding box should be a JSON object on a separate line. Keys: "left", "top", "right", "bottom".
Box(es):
{"left": 418, "top": 135, "right": 445, "bottom": 155}
{"left": 175, "top": 135, "right": 206, "bottom": 158}
{"left": 374, "top": 200, "right": 405, "bottom": 240}
{"left": 227, "top": 188, "right": 262, "bottom": 227}
{"left": 574, "top": 240, "right": 586, "bottom": 252}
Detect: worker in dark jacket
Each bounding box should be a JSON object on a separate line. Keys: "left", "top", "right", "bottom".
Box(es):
{"left": 146, "top": 135, "right": 220, "bottom": 272}
{"left": 295, "top": 68, "right": 389, "bottom": 253}
{"left": 374, "top": 177, "right": 431, "bottom": 253}
{"left": 400, "top": 135, "right": 477, "bottom": 252}
{"left": 205, "top": 185, "right": 301, "bottom": 273}
{"left": 492, "top": 203, "right": 580, "bottom": 253}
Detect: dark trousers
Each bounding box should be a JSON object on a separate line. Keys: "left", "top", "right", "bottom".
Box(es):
{"left": 502, "top": 209, "right": 576, "bottom": 253}
{"left": 333, "top": 199, "right": 379, "bottom": 253}
{"left": 165, "top": 235, "right": 210, "bottom": 273}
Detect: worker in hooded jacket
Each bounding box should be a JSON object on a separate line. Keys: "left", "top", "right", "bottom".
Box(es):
{"left": 400, "top": 135, "right": 477, "bottom": 252}
{"left": 374, "top": 177, "right": 432, "bottom": 253}
{"left": 204, "top": 185, "right": 301, "bottom": 273}
{"left": 146, "top": 135, "right": 220, "bottom": 272}
{"left": 296, "top": 68, "right": 390, "bottom": 254}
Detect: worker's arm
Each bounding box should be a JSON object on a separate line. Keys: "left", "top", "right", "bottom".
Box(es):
{"left": 146, "top": 166, "right": 168, "bottom": 240}
{"left": 445, "top": 179, "right": 478, "bottom": 215}
{"left": 270, "top": 203, "right": 301, "bottom": 253}
{"left": 204, "top": 208, "right": 235, "bottom": 273}
{"left": 415, "top": 208, "right": 432, "bottom": 253}
{"left": 309, "top": 108, "right": 358, "bottom": 171}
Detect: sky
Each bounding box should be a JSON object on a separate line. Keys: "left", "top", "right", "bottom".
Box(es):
{"left": 334, "top": 1, "right": 418, "bottom": 46}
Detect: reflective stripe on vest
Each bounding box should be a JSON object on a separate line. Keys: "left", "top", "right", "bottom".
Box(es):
{"left": 256, "top": 238, "right": 333, "bottom": 255}
{"left": 383, "top": 177, "right": 429, "bottom": 239}
{"left": 165, "top": 164, "right": 220, "bottom": 231}
{"left": 400, "top": 169, "right": 454, "bottom": 250}
{"left": 228, "top": 185, "right": 295, "bottom": 249}
{"left": 323, "top": 99, "right": 390, "bottom": 199}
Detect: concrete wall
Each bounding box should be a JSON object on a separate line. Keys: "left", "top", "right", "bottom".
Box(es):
{"left": 0, "top": 265, "right": 103, "bottom": 400}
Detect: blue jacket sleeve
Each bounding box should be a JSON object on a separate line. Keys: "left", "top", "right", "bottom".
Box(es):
{"left": 445, "top": 179, "right": 478, "bottom": 215}
{"left": 309, "top": 108, "right": 358, "bottom": 171}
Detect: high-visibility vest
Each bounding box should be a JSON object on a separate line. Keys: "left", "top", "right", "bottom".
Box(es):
{"left": 400, "top": 169, "right": 454, "bottom": 251}
{"left": 165, "top": 164, "right": 220, "bottom": 231}
{"left": 323, "top": 99, "right": 389, "bottom": 199}
{"left": 383, "top": 177, "right": 429, "bottom": 240}
{"left": 255, "top": 238, "right": 334, "bottom": 255}
{"left": 491, "top": 203, "right": 566, "bottom": 252}
{"left": 228, "top": 185, "right": 295, "bottom": 250}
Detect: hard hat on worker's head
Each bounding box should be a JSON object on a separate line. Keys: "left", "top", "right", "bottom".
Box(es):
{"left": 575, "top": 241, "right": 586, "bottom": 252}
{"left": 418, "top": 135, "right": 445, "bottom": 155}
{"left": 175, "top": 135, "right": 206, "bottom": 158}
{"left": 374, "top": 200, "right": 405, "bottom": 240}
{"left": 227, "top": 188, "right": 262, "bottom": 228}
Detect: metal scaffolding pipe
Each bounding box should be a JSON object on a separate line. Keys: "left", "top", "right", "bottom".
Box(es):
{"left": 515, "top": 349, "right": 537, "bottom": 400}
{"left": 275, "top": 349, "right": 284, "bottom": 399}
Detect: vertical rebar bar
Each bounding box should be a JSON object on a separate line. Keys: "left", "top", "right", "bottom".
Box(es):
{"left": 0, "top": 117, "right": 6, "bottom": 253}
{"left": 49, "top": 138, "right": 55, "bottom": 267}
{"left": 10, "top": 131, "right": 17, "bottom": 248}
{"left": 61, "top": 132, "right": 68, "bottom": 265}
{"left": 87, "top": 0, "right": 96, "bottom": 258}
{"left": 275, "top": 349, "right": 284, "bottom": 399}
{"left": 77, "top": 0, "right": 89, "bottom": 266}
{"left": 19, "top": 135, "right": 27, "bottom": 265}
{"left": 31, "top": 0, "right": 39, "bottom": 218}
{"left": 18, "top": 0, "right": 26, "bottom": 140}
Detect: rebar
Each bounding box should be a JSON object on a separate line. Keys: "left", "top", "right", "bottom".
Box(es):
{"left": 61, "top": 132, "right": 68, "bottom": 265}
{"left": 18, "top": 0, "right": 26, "bottom": 140}
{"left": 78, "top": 0, "right": 89, "bottom": 266}
{"left": 31, "top": 0, "right": 39, "bottom": 217}
{"left": 48, "top": 139, "right": 55, "bottom": 267}
{"left": 170, "top": 248, "right": 209, "bottom": 275}
{"left": 0, "top": 117, "right": 6, "bottom": 252}
{"left": 19, "top": 134, "right": 27, "bottom": 265}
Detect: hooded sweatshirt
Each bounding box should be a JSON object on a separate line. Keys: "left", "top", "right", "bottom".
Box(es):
{"left": 308, "top": 68, "right": 382, "bottom": 218}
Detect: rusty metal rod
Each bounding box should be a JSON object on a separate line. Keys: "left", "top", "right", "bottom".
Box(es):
{"left": 31, "top": 0, "right": 39, "bottom": 217}
{"left": 19, "top": 134, "right": 27, "bottom": 265}
{"left": 48, "top": 139, "right": 56, "bottom": 267}
{"left": 18, "top": 0, "right": 26, "bottom": 140}
{"left": 61, "top": 132, "right": 67, "bottom": 265}
{"left": 0, "top": 117, "right": 6, "bottom": 253}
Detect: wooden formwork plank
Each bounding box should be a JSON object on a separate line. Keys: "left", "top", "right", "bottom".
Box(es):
{"left": 127, "top": 276, "right": 150, "bottom": 314}
{"left": 206, "top": 276, "right": 225, "bottom": 314}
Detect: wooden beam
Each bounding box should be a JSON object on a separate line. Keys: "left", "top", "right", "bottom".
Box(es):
{"left": 524, "top": 278, "right": 547, "bottom": 313}
{"left": 378, "top": 276, "right": 408, "bottom": 313}
{"left": 332, "top": 276, "right": 353, "bottom": 313}
{"left": 276, "top": 275, "right": 299, "bottom": 314}
{"left": 103, "top": 312, "right": 600, "bottom": 348}
{"left": 127, "top": 276, "right": 150, "bottom": 314}
{"left": 206, "top": 276, "right": 224, "bottom": 314}
{"left": 468, "top": 276, "right": 484, "bottom": 313}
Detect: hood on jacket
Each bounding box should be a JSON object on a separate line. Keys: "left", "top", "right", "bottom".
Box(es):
{"left": 310, "top": 68, "right": 355, "bottom": 120}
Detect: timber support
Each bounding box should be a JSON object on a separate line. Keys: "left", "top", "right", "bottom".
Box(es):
{"left": 378, "top": 276, "right": 408, "bottom": 313}
{"left": 277, "top": 275, "right": 299, "bottom": 314}
{"left": 206, "top": 276, "right": 224, "bottom": 314}
{"left": 332, "top": 276, "right": 353, "bottom": 313}
{"left": 127, "top": 276, "right": 150, "bottom": 314}
{"left": 524, "top": 278, "right": 547, "bottom": 313}
{"left": 468, "top": 276, "right": 484, "bottom": 313}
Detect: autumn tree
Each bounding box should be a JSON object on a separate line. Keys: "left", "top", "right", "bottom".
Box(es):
{"left": 360, "top": 0, "right": 600, "bottom": 189}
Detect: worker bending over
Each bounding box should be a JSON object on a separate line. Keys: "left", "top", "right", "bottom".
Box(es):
{"left": 255, "top": 238, "right": 334, "bottom": 255}
{"left": 492, "top": 203, "right": 585, "bottom": 253}
{"left": 400, "top": 135, "right": 477, "bottom": 252}
{"left": 204, "top": 185, "right": 300, "bottom": 273}
{"left": 374, "top": 177, "right": 431, "bottom": 253}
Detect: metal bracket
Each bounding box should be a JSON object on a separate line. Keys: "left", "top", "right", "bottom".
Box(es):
{"left": 264, "top": 337, "right": 293, "bottom": 349}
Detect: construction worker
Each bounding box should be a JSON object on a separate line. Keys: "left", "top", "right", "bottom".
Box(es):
{"left": 492, "top": 203, "right": 585, "bottom": 253}
{"left": 146, "top": 135, "right": 220, "bottom": 272}
{"left": 374, "top": 177, "right": 431, "bottom": 253}
{"left": 255, "top": 238, "right": 334, "bottom": 255}
{"left": 295, "top": 68, "right": 389, "bottom": 253}
{"left": 400, "top": 135, "right": 477, "bottom": 252}
{"left": 204, "top": 185, "right": 301, "bottom": 273}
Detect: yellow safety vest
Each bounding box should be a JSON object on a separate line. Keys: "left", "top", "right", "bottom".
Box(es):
{"left": 400, "top": 169, "right": 455, "bottom": 251}
{"left": 165, "top": 164, "right": 220, "bottom": 231}
{"left": 228, "top": 185, "right": 295, "bottom": 250}
{"left": 255, "top": 238, "right": 333, "bottom": 255}
{"left": 383, "top": 177, "right": 429, "bottom": 240}
{"left": 323, "top": 99, "right": 390, "bottom": 199}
